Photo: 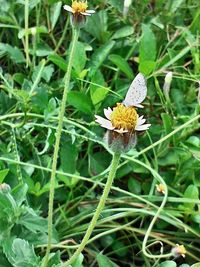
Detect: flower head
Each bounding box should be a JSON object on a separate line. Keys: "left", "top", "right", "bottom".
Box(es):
{"left": 95, "top": 73, "right": 150, "bottom": 152}
{"left": 171, "top": 244, "right": 186, "bottom": 258}
{"left": 156, "top": 184, "right": 165, "bottom": 194}
{"left": 95, "top": 104, "right": 150, "bottom": 152}
{"left": 64, "top": 1, "right": 95, "bottom": 26}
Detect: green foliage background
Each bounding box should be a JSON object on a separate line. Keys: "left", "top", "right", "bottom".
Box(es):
{"left": 0, "top": 0, "right": 200, "bottom": 266}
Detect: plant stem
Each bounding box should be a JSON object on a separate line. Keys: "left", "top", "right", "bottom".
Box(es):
{"left": 25, "top": 0, "right": 31, "bottom": 67}
{"left": 62, "top": 152, "right": 121, "bottom": 267}
{"left": 42, "top": 27, "right": 79, "bottom": 267}
{"left": 138, "top": 159, "right": 173, "bottom": 259}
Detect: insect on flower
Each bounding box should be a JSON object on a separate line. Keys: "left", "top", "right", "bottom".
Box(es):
{"left": 95, "top": 73, "right": 151, "bottom": 152}
{"left": 64, "top": 1, "right": 95, "bottom": 26}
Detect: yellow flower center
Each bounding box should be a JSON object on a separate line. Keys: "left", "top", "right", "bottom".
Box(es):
{"left": 72, "top": 1, "right": 88, "bottom": 13}
{"left": 177, "top": 245, "right": 186, "bottom": 255}
{"left": 110, "top": 103, "right": 137, "bottom": 131}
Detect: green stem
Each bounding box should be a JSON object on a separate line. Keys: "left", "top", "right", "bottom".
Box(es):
{"left": 137, "top": 159, "right": 173, "bottom": 259}
{"left": 42, "top": 27, "right": 79, "bottom": 267}
{"left": 62, "top": 152, "right": 121, "bottom": 267}
{"left": 25, "top": 0, "right": 30, "bottom": 67}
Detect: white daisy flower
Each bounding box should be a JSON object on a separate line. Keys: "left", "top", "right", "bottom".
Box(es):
{"left": 63, "top": 1, "right": 95, "bottom": 20}
{"left": 95, "top": 104, "right": 151, "bottom": 134}
{"left": 94, "top": 73, "right": 151, "bottom": 152}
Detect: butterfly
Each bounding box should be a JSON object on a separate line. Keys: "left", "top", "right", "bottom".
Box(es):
{"left": 123, "top": 73, "right": 147, "bottom": 108}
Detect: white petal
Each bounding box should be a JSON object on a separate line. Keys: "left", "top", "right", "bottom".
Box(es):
{"left": 86, "top": 10, "right": 96, "bottom": 13}
{"left": 114, "top": 128, "right": 128, "bottom": 133}
{"left": 135, "top": 124, "right": 151, "bottom": 131}
{"left": 80, "top": 12, "right": 91, "bottom": 16}
{"left": 134, "top": 103, "right": 144, "bottom": 108}
{"left": 104, "top": 107, "right": 112, "bottom": 120}
{"left": 136, "top": 115, "right": 146, "bottom": 126}
{"left": 63, "top": 5, "right": 74, "bottom": 13}
{"left": 95, "top": 115, "right": 114, "bottom": 130}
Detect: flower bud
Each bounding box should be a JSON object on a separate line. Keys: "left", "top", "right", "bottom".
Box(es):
{"left": 171, "top": 244, "right": 186, "bottom": 258}
{"left": 163, "top": 72, "right": 173, "bottom": 99}
{"left": 123, "top": 0, "right": 132, "bottom": 17}
{"left": 0, "top": 183, "right": 11, "bottom": 193}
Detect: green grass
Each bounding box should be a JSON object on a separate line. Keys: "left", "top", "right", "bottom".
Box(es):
{"left": 0, "top": 0, "right": 200, "bottom": 266}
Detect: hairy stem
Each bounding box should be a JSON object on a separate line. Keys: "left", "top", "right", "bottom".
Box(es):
{"left": 42, "top": 27, "right": 79, "bottom": 267}
{"left": 63, "top": 152, "right": 121, "bottom": 266}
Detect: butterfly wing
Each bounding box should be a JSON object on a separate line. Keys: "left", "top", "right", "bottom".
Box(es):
{"left": 123, "top": 73, "right": 147, "bottom": 108}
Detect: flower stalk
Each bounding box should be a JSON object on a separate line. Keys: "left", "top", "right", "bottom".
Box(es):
{"left": 63, "top": 152, "right": 121, "bottom": 267}
{"left": 42, "top": 27, "right": 79, "bottom": 267}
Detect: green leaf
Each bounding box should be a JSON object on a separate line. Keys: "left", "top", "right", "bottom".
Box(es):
{"left": 50, "top": 1, "right": 62, "bottom": 30}
{"left": 71, "top": 253, "right": 84, "bottom": 267}
{"left": 184, "top": 185, "right": 199, "bottom": 210}
{"left": 170, "top": 0, "right": 185, "bottom": 12}
{"left": 191, "top": 263, "right": 200, "bottom": 267}
{"left": 139, "top": 24, "right": 156, "bottom": 75}
{"left": 71, "top": 41, "right": 87, "bottom": 75}
{"left": 97, "top": 253, "right": 120, "bottom": 267}
{"left": 109, "top": 54, "right": 133, "bottom": 79}
{"left": 128, "top": 177, "right": 141, "bottom": 194}
{"left": 90, "top": 70, "right": 109, "bottom": 106}
{"left": 0, "top": 169, "right": 9, "bottom": 183}
{"left": 107, "top": 0, "right": 123, "bottom": 12}
{"left": 3, "top": 238, "right": 40, "bottom": 267}
{"left": 112, "top": 26, "right": 134, "bottom": 39}
{"left": 68, "top": 91, "right": 93, "bottom": 114}
{"left": 36, "top": 43, "right": 53, "bottom": 57}
{"left": 60, "top": 141, "right": 78, "bottom": 174}
{"left": 85, "top": 11, "right": 108, "bottom": 41}
{"left": 32, "top": 63, "right": 54, "bottom": 83}
{"left": 18, "top": 26, "right": 48, "bottom": 39}
{"left": 48, "top": 54, "right": 67, "bottom": 71}
{"left": 18, "top": 207, "right": 48, "bottom": 233}
{"left": 158, "top": 261, "right": 177, "bottom": 267}
{"left": 12, "top": 183, "right": 28, "bottom": 206}
{"left": 0, "top": 191, "right": 16, "bottom": 219}
{"left": 0, "top": 43, "right": 25, "bottom": 63}
{"left": 89, "top": 40, "right": 115, "bottom": 77}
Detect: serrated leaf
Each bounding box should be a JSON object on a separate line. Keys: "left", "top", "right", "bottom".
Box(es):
{"left": 0, "top": 43, "right": 25, "bottom": 63}
{"left": 109, "top": 54, "right": 133, "bottom": 78}
{"left": 4, "top": 238, "right": 40, "bottom": 267}
{"left": 18, "top": 207, "right": 48, "bottom": 233}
